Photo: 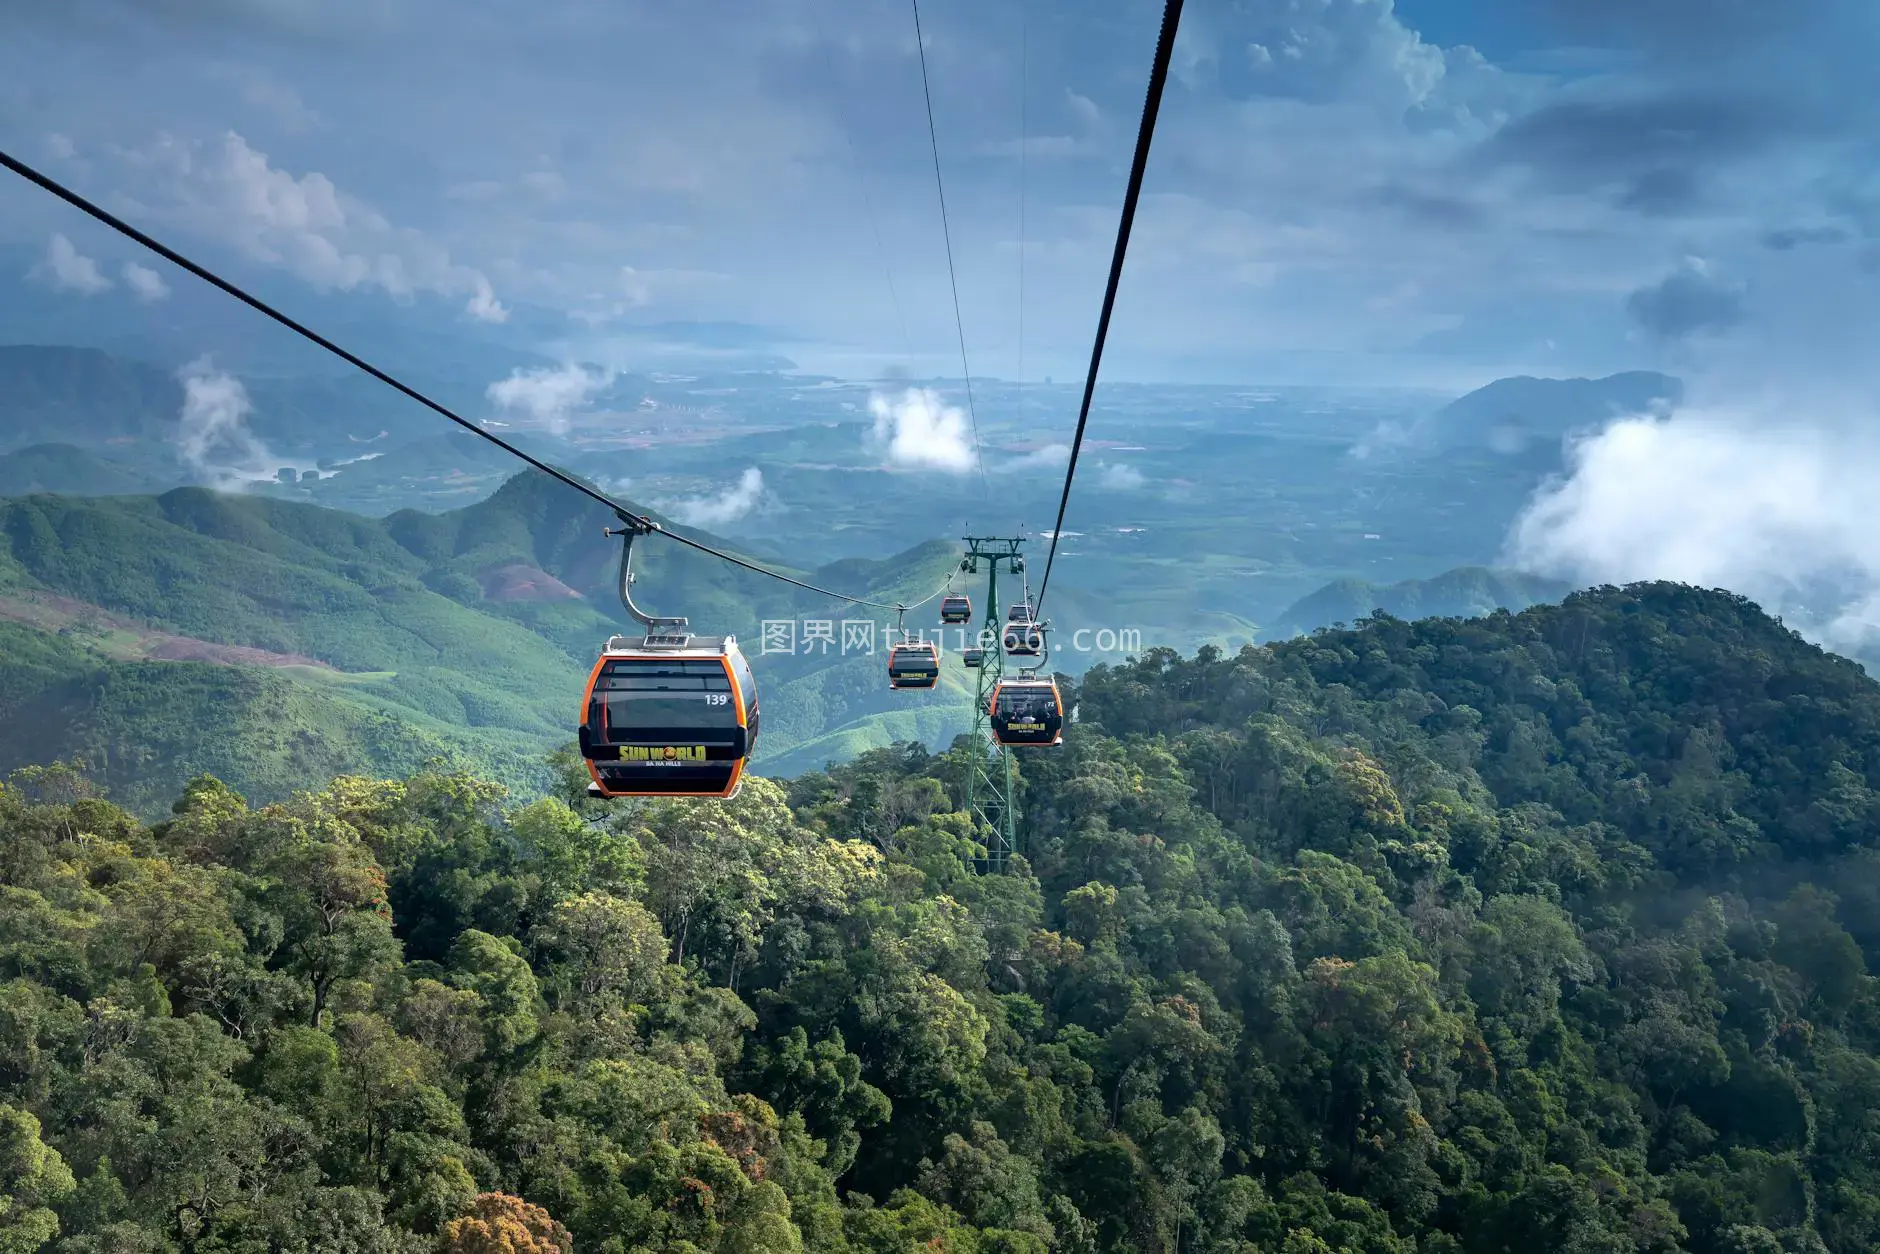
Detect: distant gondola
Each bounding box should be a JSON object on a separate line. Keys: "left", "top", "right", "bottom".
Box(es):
{"left": 579, "top": 633, "right": 759, "bottom": 799}
{"left": 989, "top": 677, "right": 1064, "bottom": 746}
{"left": 961, "top": 646, "right": 985, "bottom": 668}
{"left": 888, "top": 640, "right": 941, "bottom": 689}
{"left": 939, "top": 593, "right": 973, "bottom": 625}
{"left": 1003, "top": 603, "right": 1044, "bottom": 656}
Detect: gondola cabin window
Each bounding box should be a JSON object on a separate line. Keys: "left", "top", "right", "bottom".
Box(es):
{"left": 592, "top": 659, "right": 737, "bottom": 728}
{"left": 580, "top": 641, "right": 753, "bottom": 799}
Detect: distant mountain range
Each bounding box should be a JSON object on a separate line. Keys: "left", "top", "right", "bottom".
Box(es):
{"left": 1263, "top": 566, "right": 1574, "bottom": 640}
{"left": 0, "top": 345, "right": 186, "bottom": 454}
{"left": 1413, "top": 370, "right": 1681, "bottom": 458}
{"left": 0, "top": 339, "right": 1686, "bottom": 516}
{"left": 0, "top": 343, "right": 518, "bottom": 462}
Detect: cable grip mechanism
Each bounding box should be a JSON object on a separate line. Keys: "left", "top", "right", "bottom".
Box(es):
{"left": 603, "top": 514, "right": 688, "bottom": 633}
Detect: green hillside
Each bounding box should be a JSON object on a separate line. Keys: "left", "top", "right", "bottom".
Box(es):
{"left": 0, "top": 487, "right": 587, "bottom": 746}
{"left": 7, "top": 582, "right": 1880, "bottom": 1253}
{"left": 0, "top": 444, "right": 161, "bottom": 496}
{"left": 0, "top": 473, "right": 977, "bottom": 802}
{"left": 0, "top": 620, "right": 546, "bottom": 814}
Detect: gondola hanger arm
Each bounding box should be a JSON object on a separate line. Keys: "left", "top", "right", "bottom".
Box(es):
{"left": 604, "top": 518, "right": 687, "bottom": 633}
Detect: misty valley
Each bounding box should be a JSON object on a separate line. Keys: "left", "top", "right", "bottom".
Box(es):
{"left": 8, "top": 340, "right": 1871, "bottom": 803}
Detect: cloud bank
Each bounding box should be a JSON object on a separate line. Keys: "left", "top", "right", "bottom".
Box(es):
{"left": 867, "top": 388, "right": 977, "bottom": 473}
{"left": 11, "top": 0, "right": 1880, "bottom": 382}
{"left": 1506, "top": 404, "right": 1880, "bottom": 658}
{"left": 658, "top": 468, "right": 764, "bottom": 528}
{"left": 486, "top": 363, "right": 615, "bottom": 434}
{"left": 130, "top": 131, "right": 507, "bottom": 321}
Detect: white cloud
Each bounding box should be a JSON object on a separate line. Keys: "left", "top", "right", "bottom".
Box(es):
{"left": 994, "top": 443, "right": 1071, "bottom": 474}
{"left": 1505, "top": 406, "right": 1880, "bottom": 658}
{"left": 867, "top": 387, "right": 978, "bottom": 472}
{"left": 36, "top": 233, "right": 112, "bottom": 294}
{"left": 485, "top": 362, "right": 614, "bottom": 434}
{"left": 1211, "top": 0, "right": 1514, "bottom": 124}
{"left": 465, "top": 273, "right": 508, "bottom": 323}
{"left": 122, "top": 260, "right": 170, "bottom": 301}
{"left": 45, "top": 132, "right": 75, "bottom": 160}
{"left": 658, "top": 467, "right": 764, "bottom": 529}
{"left": 124, "top": 131, "right": 504, "bottom": 318}
{"left": 1099, "top": 462, "right": 1145, "bottom": 489}
{"left": 1066, "top": 89, "right": 1101, "bottom": 127}
{"left": 1348, "top": 418, "right": 1414, "bottom": 461}
{"left": 173, "top": 357, "right": 284, "bottom": 491}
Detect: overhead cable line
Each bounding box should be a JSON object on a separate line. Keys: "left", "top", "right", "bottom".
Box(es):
{"left": 0, "top": 146, "right": 943, "bottom": 615}
{"left": 909, "top": 0, "right": 992, "bottom": 501}
{"left": 1032, "top": 0, "right": 1183, "bottom": 620}
{"left": 1015, "top": 0, "right": 1028, "bottom": 438}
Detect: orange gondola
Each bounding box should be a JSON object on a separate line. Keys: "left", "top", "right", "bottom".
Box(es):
{"left": 579, "top": 634, "right": 758, "bottom": 798}
{"left": 578, "top": 518, "right": 758, "bottom": 799}
{"left": 939, "top": 593, "right": 973, "bottom": 625}
{"left": 989, "top": 677, "right": 1064, "bottom": 746}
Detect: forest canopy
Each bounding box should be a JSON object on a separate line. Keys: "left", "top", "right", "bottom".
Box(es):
{"left": 3, "top": 582, "right": 1879, "bottom": 1253}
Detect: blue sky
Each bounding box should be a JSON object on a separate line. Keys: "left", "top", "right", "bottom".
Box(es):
{"left": 2, "top": 0, "right": 1878, "bottom": 388}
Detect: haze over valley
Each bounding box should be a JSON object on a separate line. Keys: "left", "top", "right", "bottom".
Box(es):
{"left": 0, "top": 334, "right": 1735, "bottom": 796}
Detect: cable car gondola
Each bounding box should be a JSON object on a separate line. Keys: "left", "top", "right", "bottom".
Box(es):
{"left": 580, "top": 635, "right": 757, "bottom": 798}
{"left": 1003, "top": 603, "right": 1044, "bottom": 656}
{"left": 887, "top": 640, "right": 940, "bottom": 689}
{"left": 939, "top": 593, "right": 973, "bottom": 625}
{"left": 990, "top": 678, "right": 1064, "bottom": 746}
{"left": 961, "top": 647, "right": 985, "bottom": 668}
{"left": 578, "top": 520, "right": 758, "bottom": 799}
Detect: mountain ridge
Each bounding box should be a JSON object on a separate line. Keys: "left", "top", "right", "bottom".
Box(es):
{"left": 1416, "top": 369, "right": 1681, "bottom": 456}
{"left": 1263, "top": 565, "right": 1574, "bottom": 640}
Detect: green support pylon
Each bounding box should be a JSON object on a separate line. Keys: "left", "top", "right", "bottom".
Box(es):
{"left": 959, "top": 536, "right": 1024, "bottom": 873}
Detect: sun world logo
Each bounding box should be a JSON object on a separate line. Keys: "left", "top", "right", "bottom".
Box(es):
{"left": 619, "top": 745, "right": 707, "bottom": 763}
